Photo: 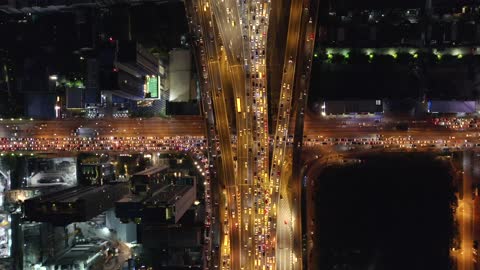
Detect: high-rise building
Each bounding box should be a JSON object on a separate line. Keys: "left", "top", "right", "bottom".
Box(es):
{"left": 0, "top": 12, "right": 94, "bottom": 118}
{"left": 99, "top": 40, "right": 159, "bottom": 99}
{"left": 312, "top": 0, "right": 480, "bottom": 112}
{"left": 168, "top": 48, "right": 192, "bottom": 102}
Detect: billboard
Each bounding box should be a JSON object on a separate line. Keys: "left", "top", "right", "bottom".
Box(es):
{"left": 145, "top": 75, "right": 159, "bottom": 99}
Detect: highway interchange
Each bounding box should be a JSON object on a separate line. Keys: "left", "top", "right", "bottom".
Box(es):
{"left": 186, "top": 0, "right": 319, "bottom": 269}
{"left": 192, "top": 0, "right": 315, "bottom": 268}
{"left": 2, "top": 0, "right": 480, "bottom": 268}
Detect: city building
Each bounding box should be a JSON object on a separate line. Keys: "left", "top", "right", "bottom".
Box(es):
{"left": 0, "top": 1, "right": 97, "bottom": 13}
{"left": 318, "top": 0, "right": 480, "bottom": 47}
{"left": 105, "top": 209, "right": 137, "bottom": 243}
{"left": 128, "top": 165, "right": 169, "bottom": 195}
{"left": 21, "top": 222, "right": 75, "bottom": 270}
{"left": 311, "top": 0, "right": 480, "bottom": 114}
{"left": 66, "top": 87, "right": 85, "bottom": 109}
{"left": 321, "top": 100, "right": 383, "bottom": 115}
{"left": 116, "top": 175, "right": 196, "bottom": 224}
{"left": 168, "top": 48, "right": 192, "bottom": 102}
{"left": 24, "top": 92, "right": 57, "bottom": 119}
{"left": 165, "top": 48, "right": 200, "bottom": 115}
{"left": 78, "top": 161, "right": 115, "bottom": 186}
{"left": 77, "top": 153, "right": 113, "bottom": 185}
{"left": 98, "top": 40, "right": 156, "bottom": 101}
{"left": 85, "top": 58, "right": 100, "bottom": 108}
{"left": 0, "top": 6, "right": 187, "bottom": 119}
{"left": 0, "top": 0, "right": 184, "bottom": 14}
{"left": 138, "top": 215, "right": 203, "bottom": 269}
{"left": 26, "top": 157, "right": 77, "bottom": 188}
{"left": 41, "top": 243, "right": 104, "bottom": 270}
{"left": 0, "top": 49, "right": 17, "bottom": 117}
{"left": 87, "top": 39, "right": 171, "bottom": 117}
{"left": 112, "top": 160, "right": 201, "bottom": 269}
{"left": 24, "top": 184, "right": 129, "bottom": 225}
{"left": 0, "top": 11, "right": 94, "bottom": 119}
{"left": 427, "top": 100, "right": 477, "bottom": 114}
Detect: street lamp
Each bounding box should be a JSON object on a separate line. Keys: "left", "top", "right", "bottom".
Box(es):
{"left": 54, "top": 105, "right": 61, "bottom": 118}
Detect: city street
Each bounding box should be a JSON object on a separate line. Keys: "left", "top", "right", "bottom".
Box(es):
{"left": 456, "top": 151, "right": 476, "bottom": 270}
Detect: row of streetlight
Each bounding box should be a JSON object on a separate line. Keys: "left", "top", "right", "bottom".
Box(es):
{"left": 314, "top": 48, "right": 473, "bottom": 60}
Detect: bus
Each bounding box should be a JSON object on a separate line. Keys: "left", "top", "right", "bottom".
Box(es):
{"left": 131, "top": 165, "right": 169, "bottom": 195}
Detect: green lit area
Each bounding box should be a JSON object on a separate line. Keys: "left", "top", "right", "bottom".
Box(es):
{"left": 166, "top": 207, "right": 172, "bottom": 220}
{"left": 56, "top": 77, "right": 85, "bottom": 88}
{"left": 319, "top": 47, "right": 477, "bottom": 57}
{"left": 314, "top": 48, "right": 475, "bottom": 63}
{"left": 145, "top": 75, "right": 159, "bottom": 98}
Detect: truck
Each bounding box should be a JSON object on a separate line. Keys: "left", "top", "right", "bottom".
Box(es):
{"left": 76, "top": 127, "right": 98, "bottom": 138}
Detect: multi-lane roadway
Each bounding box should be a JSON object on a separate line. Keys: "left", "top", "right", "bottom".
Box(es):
{"left": 0, "top": 117, "right": 205, "bottom": 138}
{"left": 4, "top": 114, "right": 480, "bottom": 269}
{"left": 197, "top": 0, "right": 285, "bottom": 269}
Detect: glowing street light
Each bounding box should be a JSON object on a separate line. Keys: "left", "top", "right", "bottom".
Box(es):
{"left": 101, "top": 227, "right": 110, "bottom": 235}
{"left": 388, "top": 49, "right": 398, "bottom": 59}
